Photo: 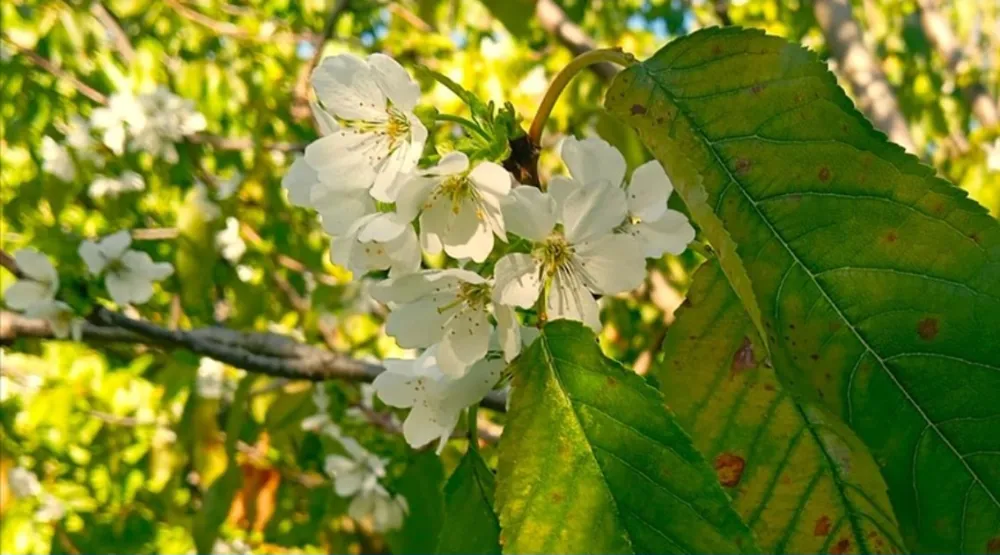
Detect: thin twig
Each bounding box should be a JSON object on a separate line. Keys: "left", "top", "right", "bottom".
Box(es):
{"left": 90, "top": 2, "right": 136, "bottom": 62}
{"left": 5, "top": 38, "right": 108, "bottom": 103}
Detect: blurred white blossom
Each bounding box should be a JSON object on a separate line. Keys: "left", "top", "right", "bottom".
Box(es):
{"left": 89, "top": 171, "right": 145, "bottom": 199}
{"left": 3, "top": 249, "right": 58, "bottom": 311}
{"left": 215, "top": 217, "right": 247, "bottom": 263}
{"left": 41, "top": 136, "right": 75, "bottom": 182}
{"left": 8, "top": 467, "right": 41, "bottom": 498}
{"left": 78, "top": 231, "right": 174, "bottom": 306}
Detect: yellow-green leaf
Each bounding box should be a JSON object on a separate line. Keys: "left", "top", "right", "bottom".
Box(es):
{"left": 658, "top": 260, "right": 907, "bottom": 554}
{"left": 607, "top": 27, "right": 1000, "bottom": 553}
{"left": 496, "top": 320, "right": 758, "bottom": 554}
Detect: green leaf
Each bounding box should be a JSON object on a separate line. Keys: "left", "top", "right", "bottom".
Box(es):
{"left": 496, "top": 320, "right": 758, "bottom": 554}
{"left": 658, "top": 260, "right": 907, "bottom": 554}
{"left": 436, "top": 448, "right": 502, "bottom": 554}
{"left": 606, "top": 27, "right": 1000, "bottom": 553}
{"left": 386, "top": 451, "right": 446, "bottom": 554}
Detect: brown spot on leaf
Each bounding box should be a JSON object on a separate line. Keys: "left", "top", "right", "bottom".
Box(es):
{"left": 714, "top": 453, "right": 745, "bottom": 487}
{"left": 917, "top": 318, "right": 939, "bottom": 341}
{"left": 712, "top": 45, "right": 723, "bottom": 55}
{"left": 630, "top": 104, "right": 647, "bottom": 115}
{"left": 987, "top": 536, "right": 1000, "bottom": 554}
{"left": 818, "top": 166, "right": 832, "bottom": 182}
{"left": 831, "top": 538, "right": 851, "bottom": 554}
{"left": 763, "top": 383, "right": 776, "bottom": 391}
{"left": 971, "top": 232, "right": 981, "bottom": 244}
{"left": 811, "top": 354, "right": 820, "bottom": 361}
{"left": 735, "top": 158, "right": 752, "bottom": 175}
{"left": 550, "top": 491, "right": 564, "bottom": 503}
{"left": 730, "top": 336, "right": 756, "bottom": 376}
{"left": 750, "top": 83, "right": 765, "bottom": 95}
{"left": 814, "top": 515, "right": 832, "bottom": 536}
{"left": 606, "top": 376, "right": 618, "bottom": 387}
{"left": 886, "top": 231, "right": 897, "bottom": 243}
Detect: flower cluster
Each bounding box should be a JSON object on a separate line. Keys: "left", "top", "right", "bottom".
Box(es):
{"left": 39, "top": 87, "right": 207, "bottom": 188}
{"left": 284, "top": 53, "right": 695, "bottom": 452}
{"left": 6, "top": 466, "right": 66, "bottom": 523}
{"left": 4, "top": 233, "right": 175, "bottom": 333}
{"left": 302, "top": 387, "right": 408, "bottom": 532}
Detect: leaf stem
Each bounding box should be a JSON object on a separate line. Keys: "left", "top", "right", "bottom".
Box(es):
{"left": 528, "top": 48, "right": 637, "bottom": 146}
{"left": 434, "top": 113, "right": 491, "bottom": 141}
{"left": 467, "top": 404, "right": 479, "bottom": 451}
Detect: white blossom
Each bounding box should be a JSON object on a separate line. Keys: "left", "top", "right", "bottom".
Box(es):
{"left": 35, "top": 494, "right": 66, "bottom": 522}
{"left": 373, "top": 346, "right": 502, "bottom": 452}
{"left": 324, "top": 437, "right": 387, "bottom": 498}
{"left": 331, "top": 211, "right": 420, "bottom": 278}
{"left": 89, "top": 171, "right": 145, "bottom": 199}
{"left": 24, "top": 300, "right": 81, "bottom": 341}
{"left": 215, "top": 217, "right": 247, "bottom": 263}
{"left": 985, "top": 138, "right": 1000, "bottom": 172}
{"left": 303, "top": 53, "right": 427, "bottom": 202}
{"left": 302, "top": 386, "right": 342, "bottom": 437}
{"left": 62, "top": 115, "right": 102, "bottom": 165}
{"left": 196, "top": 357, "right": 227, "bottom": 400}
{"left": 556, "top": 136, "right": 695, "bottom": 258}
{"left": 3, "top": 249, "right": 58, "bottom": 311}
{"left": 494, "top": 182, "right": 646, "bottom": 331}
{"left": 349, "top": 486, "right": 408, "bottom": 532}
{"left": 395, "top": 152, "right": 511, "bottom": 263}
{"left": 131, "top": 87, "right": 207, "bottom": 162}
{"left": 78, "top": 231, "right": 174, "bottom": 306}
{"left": 41, "top": 136, "right": 75, "bottom": 182}
{"left": 374, "top": 269, "right": 520, "bottom": 377}
{"left": 90, "top": 92, "right": 145, "bottom": 154}
{"left": 215, "top": 172, "right": 243, "bottom": 200}
{"left": 190, "top": 183, "right": 221, "bottom": 221}
{"left": 8, "top": 467, "right": 41, "bottom": 499}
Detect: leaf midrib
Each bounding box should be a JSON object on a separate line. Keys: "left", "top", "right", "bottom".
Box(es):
{"left": 638, "top": 64, "right": 1000, "bottom": 513}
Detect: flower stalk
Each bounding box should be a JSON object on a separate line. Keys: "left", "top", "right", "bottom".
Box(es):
{"left": 528, "top": 48, "right": 637, "bottom": 147}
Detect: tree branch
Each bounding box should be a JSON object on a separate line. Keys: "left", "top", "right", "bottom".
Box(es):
{"left": 917, "top": 0, "right": 999, "bottom": 128}
{"left": 4, "top": 39, "right": 108, "bottom": 103}
{"left": 292, "top": 0, "right": 351, "bottom": 122}
{"left": 812, "top": 0, "right": 917, "bottom": 153}
{"left": 535, "top": 0, "right": 618, "bottom": 82}
{"left": 90, "top": 1, "right": 136, "bottom": 62}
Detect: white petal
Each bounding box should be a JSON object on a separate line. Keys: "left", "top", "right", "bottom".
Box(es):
{"left": 101, "top": 231, "right": 133, "bottom": 259}
{"left": 78, "top": 240, "right": 107, "bottom": 275}
{"left": 631, "top": 210, "right": 696, "bottom": 257}
{"left": 311, "top": 55, "right": 386, "bottom": 121}
{"left": 442, "top": 201, "right": 493, "bottom": 263}
{"left": 501, "top": 187, "right": 557, "bottom": 242}
{"left": 420, "top": 224, "right": 443, "bottom": 255}
{"left": 574, "top": 234, "right": 646, "bottom": 295}
{"left": 402, "top": 403, "right": 454, "bottom": 450}
{"left": 386, "top": 227, "right": 421, "bottom": 277}
{"left": 403, "top": 116, "right": 428, "bottom": 171}
{"left": 384, "top": 295, "right": 453, "bottom": 348}
{"left": 427, "top": 151, "right": 470, "bottom": 176}
{"left": 283, "top": 158, "right": 319, "bottom": 208}
{"left": 372, "top": 367, "right": 421, "bottom": 408}
{"left": 315, "top": 188, "right": 375, "bottom": 236}
{"left": 438, "top": 308, "right": 490, "bottom": 376}
{"left": 4, "top": 282, "right": 53, "bottom": 311}
{"left": 547, "top": 175, "right": 580, "bottom": 216}
{"left": 560, "top": 136, "right": 626, "bottom": 188}
{"left": 627, "top": 160, "right": 671, "bottom": 222}
{"left": 370, "top": 146, "right": 409, "bottom": 202}
{"left": 561, "top": 181, "right": 628, "bottom": 245}
{"left": 468, "top": 161, "right": 511, "bottom": 198}
{"left": 122, "top": 251, "right": 173, "bottom": 281}
{"left": 105, "top": 271, "right": 153, "bottom": 305}
{"left": 14, "top": 249, "right": 56, "bottom": 284}
{"left": 305, "top": 131, "right": 380, "bottom": 185}
{"left": 357, "top": 213, "right": 408, "bottom": 243}
{"left": 367, "top": 53, "right": 420, "bottom": 111}
{"left": 309, "top": 100, "right": 340, "bottom": 135}
{"left": 394, "top": 175, "right": 435, "bottom": 222}
{"left": 546, "top": 269, "right": 601, "bottom": 331}
{"left": 495, "top": 304, "right": 521, "bottom": 362}
{"left": 492, "top": 253, "right": 542, "bottom": 309}
{"left": 441, "top": 357, "right": 503, "bottom": 411}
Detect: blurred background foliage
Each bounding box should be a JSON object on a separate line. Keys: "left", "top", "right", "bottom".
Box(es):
{"left": 1, "top": 0, "right": 997, "bottom": 553}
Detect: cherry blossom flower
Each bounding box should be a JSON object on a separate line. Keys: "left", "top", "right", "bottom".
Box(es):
{"left": 373, "top": 346, "right": 502, "bottom": 452}
{"left": 8, "top": 467, "right": 41, "bottom": 498}
{"left": 555, "top": 136, "right": 694, "bottom": 258}
{"left": 41, "top": 136, "right": 75, "bottom": 182}
{"left": 24, "top": 300, "right": 81, "bottom": 341}
{"left": 395, "top": 151, "right": 511, "bottom": 263}
{"left": 215, "top": 217, "right": 247, "bottom": 263}
{"left": 494, "top": 182, "right": 646, "bottom": 330}
{"left": 90, "top": 92, "right": 145, "bottom": 154}
{"left": 3, "top": 249, "right": 58, "bottom": 311}
{"left": 324, "top": 437, "right": 388, "bottom": 497}
{"left": 348, "top": 485, "right": 408, "bottom": 532}
{"left": 78, "top": 231, "right": 174, "bottom": 306}
{"left": 303, "top": 53, "right": 427, "bottom": 202}
{"left": 331, "top": 212, "right": 421, "bottom": 278}
{"left": 374, "top": 269, "right": 520, "bottom": 377}
{"left": 89, "top": 171, "right": 145, "bottom": 199}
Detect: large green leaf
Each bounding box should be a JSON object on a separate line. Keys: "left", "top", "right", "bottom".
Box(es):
{"left": 658, "top": 260, "right": 906, "bottom": 554}
{"left": 495, "top": 320, "right": 758, "bottom": 554}
{"left": 436, "top": 448, "right": 502, "bottom": 554}
{"left": 387, "top": 451, "right": 446, "bottom": 555}
{"left": 606, "top": 27, "right": 1000, "bottom": 553}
